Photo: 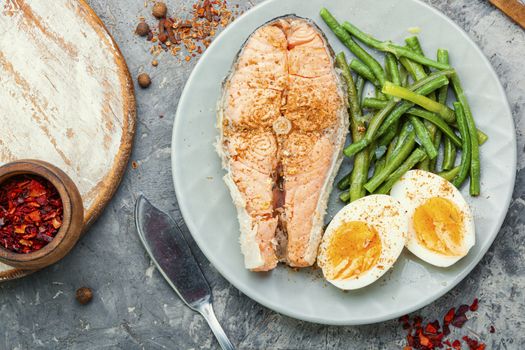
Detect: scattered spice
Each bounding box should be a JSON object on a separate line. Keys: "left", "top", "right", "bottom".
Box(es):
{"left": 489, "top": 325, "right": 495, "bottom": 334}
{"left": 0, "top": 175, "right": 63, "bottom": 254}
{"left": 399, "top": 298, "right": 490, "bottom": 350}
{"left": 152, "top": 2, "right": 168, "bottom": 19}
{"left": 131, "top": 161, "right": 139, "bottom": 169}
{"left": 152, "top": 59, "right": 158, "bottom": 67}
{"left": 135, "top": 21, "right": 150, "bottom": 36}
{"left": 137, "top": 73, "right": 151, "bottom": 88}
{"left": 135, "top": 0, "right": 234, "bottom": 63}
{"left": 75, "top": 287, "right": 93, "bottom": 305}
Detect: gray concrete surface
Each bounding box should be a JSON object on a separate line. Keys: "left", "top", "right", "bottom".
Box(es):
{"left": 1, "top": 0, "right": 524, "bottom": 349}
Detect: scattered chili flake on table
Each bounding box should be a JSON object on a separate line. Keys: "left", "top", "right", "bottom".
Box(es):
{"left": 135, "top": 0, "right": 234, "bottom": 63}
{"left": 399, "top": 298, "right": 489, "bottom": 350}
{"left": 0, "top": 175, "right": 63, "bottom": 253}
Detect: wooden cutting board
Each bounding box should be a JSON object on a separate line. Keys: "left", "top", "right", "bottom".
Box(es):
{"left": 0, "top": 0, "right": 136, "bottom": 280}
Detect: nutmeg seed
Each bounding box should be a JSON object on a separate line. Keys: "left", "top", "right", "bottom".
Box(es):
{"left": 137, "top": 73, "right": 151, "bottom": 88}
{"left": 76, "top": 287, "right": 93, "bottom": 305}
{"left": 152, "top": 2, "right": 168, "bottom": 19}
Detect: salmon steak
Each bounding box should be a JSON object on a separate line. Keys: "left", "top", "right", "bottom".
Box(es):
{"left": 217, "top": 16, "right": 349, "bottom": 271}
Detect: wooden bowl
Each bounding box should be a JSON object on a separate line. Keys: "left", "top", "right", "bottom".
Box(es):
{"left": 0, "top": 160, "right": 84, "bottom": 269}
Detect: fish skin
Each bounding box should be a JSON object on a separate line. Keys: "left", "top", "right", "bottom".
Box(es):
{"left": 218, "top": 15, "right": 349, "bottom": 271}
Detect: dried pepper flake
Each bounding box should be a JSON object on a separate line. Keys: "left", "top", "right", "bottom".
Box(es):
{"left": 0, "top": 175, "right": 63, "bottom": 253}
{"left": 399, "top": 298, "right": 488, "bottom": 350}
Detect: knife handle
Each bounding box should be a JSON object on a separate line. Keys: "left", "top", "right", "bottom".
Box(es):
{"left": 196, "top": 302, "right": 236, "bottom": 350}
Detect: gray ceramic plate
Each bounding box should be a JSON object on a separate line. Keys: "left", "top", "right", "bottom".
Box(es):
{"left": 172, "top": 0, "right": 516, "bottom": 325}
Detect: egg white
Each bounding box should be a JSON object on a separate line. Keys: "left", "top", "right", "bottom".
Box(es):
{"left": 318, "top": 195, "right": 407, "bottom": 290}
{"left": 390, "top": 170, "right": 475, "bottom": 267}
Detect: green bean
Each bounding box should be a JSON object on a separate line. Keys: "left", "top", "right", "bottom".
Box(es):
{"left": 436, "top": 49, "right": 455, "bottom": 172}
{"left": 375, "top": 148, "right": 428, "bottom": 194}
{"left": 345, "top": 72, "right": 453, "bottom": 158}
{"left": 377, "top": 120, "right": 400, "bottom": 156}
{"left": 349, "top": 59, "right": 381, "bottom": 87}
{"left": 355, "top": 76, "right": 365, "bottom": 108}
{"left": 349, "top": 146, "right": 369, "bottom": 201}
{"left": 429, "top": 130, "right": 442, "bottom": 172}
{"left": 451, "top": 102, "right": 471, "bottom": 189}
{"left": 451, "top": 74, "right": 480, "bottom": 195}
{"left": 438, "top": 166, "right": 461, "bottom": 182}
{"left": 365, "top": 128, "right": 416, "bottom": 193}
{"left": 405, "top": 108, "right": 462, "bottom": 147}
{"left": 385, "top": 53, "right": 401, "bottom": 85}
{"left": 400, "top": 39, "right": 428, "bottom": 83}
{"left": 385, "top": 135, "right": 399, "bottom": 162}
{"left": 393, "top": 122, "right": 414, "bottom": 154}
{"left": 406, "top": 37, "right": 432, "bottom": 74}
{"left": 376, "top": 75, "right": 450, "bottom": 138}
{"left": 339, "top": 190, "right": 350, "bottom": 202}
{"left": 341, "top": 21, "right": 450, "bottom": 70}
{"left": 363, "top": 98, "right": 388, "bottom": 109}
{"left": 335, "top": 52, "right": 369, "bottom": 201}
{"left": 382, "top": 82, "right": 455, "bottom": 123}
{"left": 442, "top": 137, "right": 457, "bottom": 171}
{"left": 409, "top": 116, "right": 438, "bottom": 160}
{"left": 400, "top": 65, "right": 409, "bottom": 87}
{"left": 373, "top": 158, "right": 386, "bottom": 177}
{"left": 336, "top": 52, "right": 361, "bottom": 119}
{"left": 320, "top": 9, "right": 386, "bottom": 85}
{"left": 400, "top": 56, "right": 427, "bottom": 81}
{"left": 437, "top": 49, "right": 450, "bottom": 105}
{"left": 337, "top": 172, "right": 352, "bottom": 190}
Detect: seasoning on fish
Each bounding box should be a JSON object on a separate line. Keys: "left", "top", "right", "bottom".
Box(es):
{"left": 217, "top": 16, "right": 349, "bottom": 271}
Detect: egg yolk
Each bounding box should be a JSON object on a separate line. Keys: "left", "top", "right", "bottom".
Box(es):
{"left": 325, "top": 221, "right": 382, "bottom": 280}
{"left": 413, "top": 197, "right": 465, "bottom": 256}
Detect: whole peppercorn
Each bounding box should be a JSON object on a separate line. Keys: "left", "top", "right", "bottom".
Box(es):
{"left": 152, "top": 60, "right": 158, "bottom": 67}
{"left": 76, "top": 287, "right": 93, "bottom": 305}
{"left": 152, "top": 2, "right": 167, "bottom": 19}
{"left": 135, "top": 22, "right": 150, "bottom": 37}
{"left": 137, "top": 73, "right": 151, "bottom": 88}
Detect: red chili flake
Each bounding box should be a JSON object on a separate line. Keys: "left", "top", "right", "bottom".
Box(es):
{"left": 452, "top": 314, "right": 468, "bottom": 328}
{"left": 457, "top": 304, "right": 470, "bottom": 315}
{"left": 469, "top": 298, "right": 479, "bottom": 311}
{"left": 425, "top": 322, "right": 439, "bottom": 334}
{"left": 0, "top": 175, "right": 63, "bottom": 253}
{"left": 443, "top": 324, "right": 451, "bottom": 336}
{"left": 444, "top": 308, "right": 455, "bottom": 325}
{"left": 489, "top": 325, "right": 495, "bottom": 333}
{"left": 452, "top": 339, "right": 461, "bottom": 349}
{"left": 419, "top": 333, "right": 432, "bottom": 348}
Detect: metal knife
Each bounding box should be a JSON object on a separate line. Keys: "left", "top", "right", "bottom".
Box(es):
{"left": 134, "top": 195, "right": 235, "bottom": 350}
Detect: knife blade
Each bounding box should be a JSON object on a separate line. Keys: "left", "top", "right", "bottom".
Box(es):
{"left": 134, "top": 195, "right": 235, "bottom": 350}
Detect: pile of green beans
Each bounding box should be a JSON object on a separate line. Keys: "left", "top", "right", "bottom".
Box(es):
{"left": 320, "top": 8, "right": 485, "bottom": 201}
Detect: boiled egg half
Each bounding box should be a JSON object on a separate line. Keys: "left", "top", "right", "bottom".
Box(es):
{"left": 390, "top": 170, "right": 475, "bottom": 267}
{"left": 317, "top": 195, "right": 407, "bottom": 290}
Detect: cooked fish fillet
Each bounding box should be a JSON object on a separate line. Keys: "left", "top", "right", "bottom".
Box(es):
{"left": 217, "top": 15, "right": 349, "bottom": 271}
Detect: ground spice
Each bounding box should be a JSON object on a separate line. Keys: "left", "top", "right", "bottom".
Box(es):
{"left": 0, "top": 175, "right": 63, "bottom": 254}
{"left": 136, "top": 0, "right": 234, "bottom": 64}
{"left": 399, "top": 298, "right": 492, "bottom": 350}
